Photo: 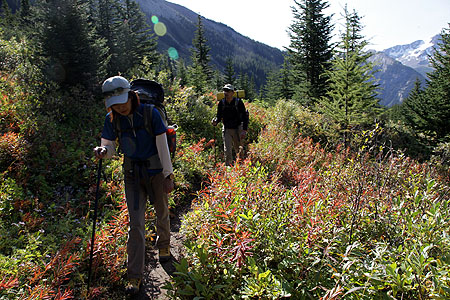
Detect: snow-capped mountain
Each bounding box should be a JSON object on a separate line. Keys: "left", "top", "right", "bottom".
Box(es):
{"left": 382, "top": 35, "right": 441, "bottom": 77}
{"left": 368, "top": 52, "right": 425, "bottom": 107}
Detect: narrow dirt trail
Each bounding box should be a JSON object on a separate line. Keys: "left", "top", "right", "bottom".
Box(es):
{"left": 134, "top": 206, "right": 189, "bottom": 299}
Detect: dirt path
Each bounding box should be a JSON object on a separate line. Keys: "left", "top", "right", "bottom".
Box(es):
{"left": 134, "top": 206, "right": 188, "bottom": 299}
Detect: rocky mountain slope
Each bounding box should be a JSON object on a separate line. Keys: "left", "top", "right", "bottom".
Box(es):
{"left": 382, "top": 34, "right": 440, "bottom": 78}
{"left": 369, "top": 52, "right": 426, "bottom": 107}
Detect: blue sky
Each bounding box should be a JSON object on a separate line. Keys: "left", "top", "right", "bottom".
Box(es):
{"left": 167, "top": 0, "right": 450, "bottom": 50}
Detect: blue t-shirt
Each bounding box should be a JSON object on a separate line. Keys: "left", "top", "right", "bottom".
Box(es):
{"left": 101, "top": 104, "right": 167, "bottom": 162}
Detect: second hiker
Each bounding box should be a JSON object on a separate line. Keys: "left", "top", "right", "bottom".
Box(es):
{"left": 212, "top": 84, "right": 249, "bottom": 166}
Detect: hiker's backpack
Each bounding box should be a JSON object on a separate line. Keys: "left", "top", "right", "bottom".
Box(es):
{"left": 113, "top": 79, "right": 177, "bottom": 156}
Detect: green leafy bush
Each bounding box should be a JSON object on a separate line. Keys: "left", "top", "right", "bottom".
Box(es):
{"left": 169, "top": 115, "right": 450, "bottom": 299}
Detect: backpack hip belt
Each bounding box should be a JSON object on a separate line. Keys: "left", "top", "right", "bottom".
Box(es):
{"left": 123, "top": 155, "right": 162, "bottom": 210}
{"left": 123, "top": 155, "right": 163, "bottom": 172}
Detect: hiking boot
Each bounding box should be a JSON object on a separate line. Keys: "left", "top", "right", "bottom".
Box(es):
{"left": 125, "top": 278, "right": 141, "bottom": 295}
{"left": 159, "top": 247, "right": 171, "bottom": 262}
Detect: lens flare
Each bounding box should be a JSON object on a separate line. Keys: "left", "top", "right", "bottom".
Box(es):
{"left": 168, "top": 47, "right": 179, "bottom": 60}
{"left": 154, "top": 22, "right": 167, "bottom": 36}
{"left": 151, "top": 15, "right": 159, "bottom": 24}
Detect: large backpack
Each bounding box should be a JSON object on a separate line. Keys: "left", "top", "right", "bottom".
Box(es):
{"left": 113, "top": 79, "right": 177, "bottom": 157}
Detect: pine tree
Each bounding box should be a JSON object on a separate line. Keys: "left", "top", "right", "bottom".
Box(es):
{"left": 319, "top": 7, "right": 380, "bottom": 144}
{"left": 176, "top": 58, "right": 188, "bottom": 87}
{"left": 402, "top": 25, "right": 450, "bottom": 141}
{"left": 39, "top": 0, "right": 107, "bottom": 87}
{"left": 119, "top": 0, "right": 159, "bottom": 76}
{"left": 189, "top": 14, "right": 212, "bottom": 93}
{"left": 0, "top": 0, "right": 15, "bottom": 29}
{"left": 18, "top": 0, "right": 31, "bottom": 25}
{"left": 280, "top": 58, "right": 293, "bottom": 100}
{"left": 223, "top": 57, "right": 235, "bottom": 85}
{"left": 262, "top": 69, "right": 282, "bottom": 106}
{"left": 287, "top": 0, "right": 334, "bottom": 105}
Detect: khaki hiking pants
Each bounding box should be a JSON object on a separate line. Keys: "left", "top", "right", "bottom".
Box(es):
{"left": 124, "top": 171, "right": 170, "bottom": 279}
{"left": 223, "top": 126, "right": 244, "bottom": 166}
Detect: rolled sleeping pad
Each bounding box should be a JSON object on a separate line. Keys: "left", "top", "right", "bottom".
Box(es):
{"left": 216, "top": 90, "right": 245, "bottom": 101}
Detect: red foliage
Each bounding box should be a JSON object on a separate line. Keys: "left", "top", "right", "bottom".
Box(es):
{"left": 0, "top": 275, "right": 19, "bottom": 290}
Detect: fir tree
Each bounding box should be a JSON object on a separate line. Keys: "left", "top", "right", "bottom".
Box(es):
{"left": 280, "top": 58, "right": 293, "bottom": 100}
{"left": 176, "top": 58, "right": 188, "bottom": 87}
{"left": 402, "top": 25, "right": 450, "bottom": 141}
{"left": 19, "top": 0, "right": 31, "bottom": 24}
{"left": 213, "top": 69, "right": 223, "bottom": 90}
{"left": 262, "top": 69, "right": 282, "bottom": 106}
{"left": 223, "top": 57, "right": 235, "bottom": 85}
{"left": 287, "top": 0, "right": 334, "bottom": 105}
{"left": 189, "top": 14, "right": 212, "bottom": 93}
{"left": 119, "top": 0, "right": 159, "bottom": 76}
{"left": 319, "top": 7, "right": 380, "bottom": 144}
{"left": 0, "top": 0, "right": 15, "bottom": 29}
{"left": 38, "top": 0, "right": 107, "bottom": 87}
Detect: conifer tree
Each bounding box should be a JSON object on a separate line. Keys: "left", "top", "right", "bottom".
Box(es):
{"left": 280, "top": 58, "right": 293, "bottom": 100}
{"left": 0, "top": 0, "right": 15, "bottom": 28}
{"left": 402, "top": 25, "right": 450, "bottom": 141}
{"left": 287, "top": 0, "right": 334, "bottom": 105}
{"left": 39, "top": 0, "right": 107, "bottom": 87}
{"left": 189, "top": 14, "right": 212, "bottom": 93}
{"left": 262, "top": 69, "right": 282, "bottom": 106}
{"left": 237, "top": 72, "right": 250, "bottom": 99}
{"left": 16, "top": 0, "right": 31, "bottom": 27}
{"left": 176, "top": 58, "right": 188, "bottom": 87}
{"left": 118, "top": 0, "right": 159, "bottom": 76}
{"left": 213, "top": 69, "right": 223, "bottom": 90}
{"left": 224, "top": 57, "right": 235, "bottom": 85}
{"left": 319, "top": 7, "right": 380, "bottom": 144}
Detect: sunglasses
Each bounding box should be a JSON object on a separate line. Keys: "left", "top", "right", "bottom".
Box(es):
{"left": 103, "top": 87, "right": 129, "bottom": 99}
{"left": 223, "top": 89, "right": 232, "bottom": 92}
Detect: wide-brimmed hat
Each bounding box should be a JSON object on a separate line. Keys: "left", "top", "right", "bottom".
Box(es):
{"left": 102, "top": 76, "right": 131, "bottom": 108}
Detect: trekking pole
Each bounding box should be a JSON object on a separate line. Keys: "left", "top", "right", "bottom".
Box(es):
{"left": 214, "top": 129, "right": 217, "bottom": 165}
{"left": 87, "top": 158, "right": 102, "bottom": 294}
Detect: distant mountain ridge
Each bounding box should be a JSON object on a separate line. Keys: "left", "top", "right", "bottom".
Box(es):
{"left": 369, "top": 34, "right": 440, "bottom": 107}
{"left": 4, "top": 0, "right": 441, "bottom": 107}
{"left": 382, "top": 34, "right": 440, "bottom": 78}
{"left": 369, "top": 52, "right": 426, "bottom": 107}
{"left": 135, "top": 0, "right": 285, "bottom": 89}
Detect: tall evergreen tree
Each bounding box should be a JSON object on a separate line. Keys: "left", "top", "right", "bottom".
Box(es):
{"left": 38, "top": 0, "right": 107, "bottom": 87}
{"left": 287, "top": 0, "right": 334, "bottom": 105}
{"left": 189, "top": 14, "right": 212, "bottom": 93}
{"left": 402, "top": 25, "right": 450, "bottom": 141}
{"left": 176, "top": 58, "right": 188, "bottom": 87}
{"left": 280, "top": 57, "right": 293, "bottom": 100}
{"left": 18, "top": 0, "right": 30, "bottom": 24}
{"left": 118, "top": 0, "right": 159, "bottom": 76}
{"left": 262, "top": 69, "right": 282, "bottom": 106}
{"left": 319, "top": 7, "right": 380, "bottom": 144}
{"left": 91, "top": 0, "right": 158, "bottom": 76}
{"left": 0, "top": 0, "right": 15, "bottom": 28}
{"left": 223, "top": 57, "right": 235, "bottom": 85}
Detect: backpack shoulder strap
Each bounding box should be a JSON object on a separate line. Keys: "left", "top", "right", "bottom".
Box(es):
{"left": 143, "top": 104, "right": 154, "bottom": 137}
{"left": 112, "top": 115, "right": 121, "bottom": 139}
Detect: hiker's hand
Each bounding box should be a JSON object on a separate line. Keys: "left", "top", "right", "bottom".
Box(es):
{"left": 164, "top": 176, "right": 174, "bottom": 194}
{"left": 94, "top": 146, "right": 107, "bottom": 159}
{"left": 240, "top": 130, "right": 247, "bottom": 140}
